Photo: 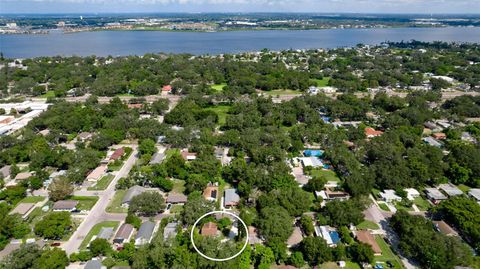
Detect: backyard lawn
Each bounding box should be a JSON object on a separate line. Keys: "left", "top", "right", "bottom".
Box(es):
{"left": 39, "top": 90, "right": 56, "bottom": 98}
{"left": 88, "top": 175, "right": 115, "bottom": 191}
{"left": 170, "top": 205, "right": 183, "bottom": 215}
{"left": 321, "top": 261, "right": 361, "bottom": 269}
{"left": 204, "top": 105, "right": 231, "bottom": 126}
{"left": 106, "top": 190, "right": 128, "bottom": 213}
{"left": 80, "top": 221, "right": 120, "bottom": 249}
{"left": 263, "top": 89, "right": 302, "bottom": 96}
{"left": 172, "top": 179, "right": 186, "bottom": 194}
{"left": 413, "top": 197, "right": 432, "bottom": 211}
{"left": 309, "top": 169, "right": 341, "bottom": 182}
{"left": 374, "top": 235, "right": 405, "bottom": 269}
{"left": 20, "top": 196, "right": 46, "bottom": 203}
{"left": 211, "top": 83, "right": 227, "bottom": 92}
{"left": 378, "top": 203, "right": 390, "bottom": 212}
{"left": 357, "top": 220, "right": 380, "bottom": 230}
{"left": 71, "top": 196, "right": 99, "bottom": 211}
{"left": 311, "top": 77, "right": 331, "bottom": 87}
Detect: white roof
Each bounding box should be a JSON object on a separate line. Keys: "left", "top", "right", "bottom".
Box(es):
{"left": 299, "top": 157, "right": 323, "bottom": 168}
{"left": 438, "top": 183, "right": 463, "bottom": 197}
{"left": 379, "top": 190, "right": 401, "bottom": 201}
{"left": 468, "top": 189, "right": 480, "bottom": 201}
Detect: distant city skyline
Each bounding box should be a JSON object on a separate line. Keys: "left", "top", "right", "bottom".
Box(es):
{"left": 1, "top": 0, "right": 480, "bottom": 14}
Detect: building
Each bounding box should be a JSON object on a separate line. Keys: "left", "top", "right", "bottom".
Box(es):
{"left": 9, "top": 203, "right": 36, "bottom": 219}
{"left": 423, "top": 136, "right": 442, "bottom": 148}
{"left": 0, "top": 115, "right": 15, "bottom": 125}
{"left": 287, "top": 226, "right": 303, "bottom": 248}
{"left": 97, "top": 227, "right": 114, "bottom": 240}
{"left": 15, "top": 172, "right": 32, "bottom": 181}
{"left": 355, "top": 230, "right": 382, "bottom": 256}
{"left": 78, "top": 132, "right": 93, "bottom": 142}
{"left": 87, "top": 165, "right": 107, "bottom": 182}
{"left": 180, "top": 150, "right": 197, "bottom": 161}
{"left": 307, "top": 86, "right": 320, "bottom": 95}
{"left": 163, "top": 222, "right": 178, "bottom": 240}
{"left": 135, "top": 221, "right": 156, "bottom": 246}
{"left": 114, "top": 223, "right": 134, "bottom": 245}
{"left": 425, "top": 188, "right": 448, "bottom": 204}
{"left": 122, "top": 186, "right": 147, "bottom": 207}
{"left": 166, "top": 193, "right": 188, "bottom": 205}
{"left": 316, "top": 189, "right": 350, "bottom": 202}
{"left": 404, "top": 188, "right": 420, "bottom": 201}
{"left": 432, "top": 133, "right": 447, "bottom": 140}
{"left": 438, "top": 183, "right": 463, "bottom": 197}
{"left": 365, "top": 127, "right": 383, "bottom": 138}
{"left": 0, "top": 165, "right": 11, "bottom": 179}
{"left": 433, "top": 220, "right": 458, "bottom": 236}
{"left": 201, "top": 222, "right": 218, "bottom": 237}
{"left": 248, "top": 226, "right": 263, "bottom": 245}
{"left": 52, "top": 200, "right": 79, "bottom": 212}
{"left": 379, "top": 190, "right": 402, "bottom": 203}
{"left": 299, "top": 157, "right": 323, "bottom": 168}
{"left": 150, "top": 152, "right": 165, "bottom": 165}
{"left": 224, "top": 189, "right": 240, "bottom": 208}
{"left": 110, "top": 148, "right": 125, "bottom": 161}
{"left": 85, "top": 259, "right": 106, "bottom": 269}
{"left": 127, "top": 104, "right": 143, "bottom": 109}
{"left": 162, "top": 85, "right": 172, "bottom": 93}
{"left": 203, "top": 182, "right": 219, "bottom": 202}
{"left": 468, "top": 189, "right": 480, "bottom": 203}
{"left": 315, "top": 225, "right": 339, "bottom": 247}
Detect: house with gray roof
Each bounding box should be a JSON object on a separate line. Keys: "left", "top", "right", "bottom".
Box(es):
{"left": 163, "top": 222, "right": 178, "bottom": 241}
{"left": 166, "top": 193, "right": 188, "bottom": 204}
{"left": 135, "top": 221, "right": 156, "bottom": 246}
{"left": 150, "top": 152, "right": 165, "bottom": 165}
{"left": 85, "top": 259, "right": 105, "bottom": 269}
{"left": 224, "top": 189, "right": 240, "bottom": 208}
{"left": 425, "top": 188, "right": 448, "bottom": 204}
{"left": 97, "top": 227, "right": 114, "bottom": 240}
{"left": 0, "top": 165, "right": 11, "bottom": 179}
{"left": 122, "top": 186, "right": 147, "bottom": 207}
{"left": 438, "top": 183, "right": 463, "bottom": 197}
{"left": 423, "top": 136, "right": 442, "bottom": 148}
{"left": 114, "top": 223, "right": 134, "bottom": 244}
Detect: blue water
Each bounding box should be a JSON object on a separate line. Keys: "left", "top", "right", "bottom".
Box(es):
{"left": 330, "top": 231, "right": 341, "bottom": 244}
{"left": 304, "top": 149, "right": 324, "bottom": 157}
{"left": 2, "top": 27, "right": 480, "bottom": 58}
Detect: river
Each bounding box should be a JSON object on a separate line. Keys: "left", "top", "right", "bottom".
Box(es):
{"left": 1, "top": 27, "right": 480, "bottom": 58}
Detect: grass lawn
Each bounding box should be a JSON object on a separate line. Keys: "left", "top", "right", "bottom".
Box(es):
{"left": 106, "top": 190, "right": 128, "bottom": 213}
{"left": 374, "top": 235, "right": 405, "bottom": 269}
{"left": 80, "top": 221, "right": 119, "bottom": 249}
{"left": 170, "top": 204, "right": 183, "bottom": 214}
{"left": 211, "top": 83, "right": 227, "bottom": 92}
{"left": 71, "top": 196, "right": 99, "bottom": 211}
{"left": 321, "top": 261, "right": 361, "bottom": 269}
{"left": 413, "top": 196, "right": 432, "bottom": 211}
{"left": 172, "top": 180, "right": 186, "bottom": 194}
{"left": 457, "top": 184, "right": 471, "bottom": 193}
{"left": 378, "top": 203, "right": 390, "bottom": 212}
{"left": 115, "top": 93, "right": 136, "bottom": 97}
{"left": 88, "top": 175, "right": 115, "bottom": 191}
{"left": 20, "top": 196, "right": 46, "bottom": 203}
{"left": 309, "top": 169, "right": 341, "bottom": 182}
{"left": 205, "top": 105, "right": 231, "bottom": 126}
{"left": 263, "top": 89, "right": 302, "bottom": 96}
{"left": 108, "top": 161, "right": 124, "bottom": 172}
{"left": 311, "top": 77, "right": 331, "bottom": 87}
{"left": 39, "top": 90, "right": 56, "bottom": 98}
{"left": 357, "top": 220, "right": 380, "bottom": 230}
{"left": 165, "top": 149, "right": 180, "bottom": 159}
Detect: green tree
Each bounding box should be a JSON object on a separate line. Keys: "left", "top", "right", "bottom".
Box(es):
{"left": 288, "top": 251, "right": 305, "bottom": 268}
{"left": 89, "top": 238, "right": 111, "bottom": 257}
{"left": 181, "top": 192, "right": 215, "bottom": 225}
{"left": 48, "top": 177, "right": 73, "bottom": 202}
{"left": 34, "top": 212, "right": 72, "bottom": 239}
{"left": 139, "top": 139, "right": 156, "bottom": 156}
{"left": 299, "top": 215, "right": 315, "bottom": 236}
{"left": 257, "top": 206, "right": 293, "bottom": 244}
{"left": 32, "top": 248, "right": 69, "bottom": 269}
{"left": 348, "top": 242, "right": 374, "bottom": 264}
{"left": 0, "top": 243, "right": 42, "bottom": 269}
{"left": 300, "top": 236, "right": 333, "bottom": 266}
{"left": 129, "top": 191, "right": 165, "bottom": 217}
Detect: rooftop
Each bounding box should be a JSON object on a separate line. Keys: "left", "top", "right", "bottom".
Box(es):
{"left": 122, "top": 185, "right": 147, "bottom": 204}
{"left": 355, "top": 230, "right": 382, "bottom": 255}
{"left": 166, "top": 193, "right": 188, "bottom": 204}
{"left": 136, "top": 221, "right": 156, "bottom": 240}
{"left": 438, "top": 183, "right": 463, "bottom": 197}
{"left": 115, "top": 223, "right": 134, "bottom": 240}
{"left": 201, "top": 222, "right": 218, "bottom": 237}
{"left": 52, "top": 200, "right": 79, "bottom": 210}
{"left": 224, "top": 188, "right": 240, "bottom": 207}
{"left": 9, "top": 203, "right": 35, "bottom": 216}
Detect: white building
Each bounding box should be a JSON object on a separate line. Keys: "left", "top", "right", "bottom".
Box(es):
{"left": 379, "top": 190, "right": 402, "bottom": 203}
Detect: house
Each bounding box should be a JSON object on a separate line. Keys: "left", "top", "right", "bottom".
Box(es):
{"left": 322, "top": 86, "right": 337, "bottom": 94}
{"left": 433, "top": 220, "right": 458, "bottom": 236}
{"left": 162, "top": 85, "right": 172, "bottom": 93}
{"left": 85, "top": 259, "right": 106, "bottom": 269}
{"left": 135, "top": 221, "right": 156, "bottom": 246}
{"left": 287, "top": 227, "right": 303, "bottom": 248}
{"left": 461, "top": 132, "right": 477, "bottom": 144}
{"left": 201, "top": 222, "right": 218, "bottom": 237}
{"left": 355, "top": 230, "right": 382, "bottom": 256}
{"left": 438, "top": 183, "right": 463, "bottom": 197}
{"left": 166, "top": 193, "right": 188, "bottom": 204}
{"left": 15, "top": 172, "right": 32, "bottom": 181}
{"left": 203, "top": 182, "right": 219, "bottom": 202}
{"left": 180, "top": 150, "right": 197, "bottom": 161}
{"left": 468, "top": 189, "right": 480, "bottom": 203}
{"left": 299, "top": 157, "right": 323, "bottom": 168}
{"left": 150, "top": 152, "right": 165, "bottom": 165}
{"left": 379, "top": 190, "right": 402, "bottom": 203}
{"left": 0, "top": 115, "right": 15, "bottom": 125}
{"left": 127, "top": 104, "right": 143, "bottom": 109}
{"left": 404, "top": 188, "right": 420, "bottom": 201}
{"left": 365, "top": 127, "right": 383, "bottom": 138}
{"left": 315, "top": 225, "right": 340, "bottom": 247}
{"left": 423, "top": 136, "right": 442, "bottom": 148}
{"left": 110, "top": 148, "right": 125, "bottom": 161}
{"left": 122, "top": 186, "right": 147, "bottom": 207}
{"left": 432, "top": 133, "right": 447, "bottom": 140}
{"left": 316, "top": 189, "right": 350, "bottom": 202}
{"left": 38, "top": 129, "right": 50, "bottom": 136}
{"left": 424, "top": 122, "right": 442, "bottom": 132}
{"left": 97, "top": 227, "right": 114, "bottom": 240}
{"left": 113, "top": 223, "right": 134, "bottom": 244}
{"left": 77, "top": 132, "right": 93, "bottom": 142}
{"left": 87, "top": 165, "right": 107, "bottom": 182}
{"left": 307, "top": 86, "right": 320, "bottom": 95}
{"left": 9, "top": 203, "right": 36, "bottom": 219}
{"left": 52, "top": 200, "right": 79, "bottom": 212}
{"left": 0, "top": 165, "right": 11, "bottom": 179}
{"left": 163, "top": 222, "right": 178, "bottom": 240}
{"left": 425, "top": 188, "right": 448, "bottom": 204}
{"left": 248, "top": 226, "right": 263, "bottom": 245}
{"left": 224, "top": 189, "right": 240, "bottom": 208}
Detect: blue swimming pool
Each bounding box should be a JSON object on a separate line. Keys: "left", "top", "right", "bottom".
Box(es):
{"left": 329, "top": 231, "right": 341, "bottom": 244}
{"left": 304, "top": 149, "right": 324, "bottom": 157}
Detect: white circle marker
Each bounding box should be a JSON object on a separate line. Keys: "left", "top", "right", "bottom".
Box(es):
{"left": 190, "top": 210, "right": 249, "bottom": 262}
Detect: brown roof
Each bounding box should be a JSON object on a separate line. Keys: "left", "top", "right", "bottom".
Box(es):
{"left": 181, "top": 150, "right": 197, "bottom": 161}
{"left": 203, "top": 185, "right": 219, "bottom": 200}
{"left": 433, "top": 133, "right": 447, "bottom": 140}
{"left": 52, "top": 200, "right": 79, "bottom": 210}
{"left": 15, "top": 172, "right": 32, "bottom": 180}
{"left": 78, "top": 132, "right": 92, "bottom": 140}
{"left": 201, "top": 222, "right": 218, "bottom": 236}
{"left": 287, "top": 226, "right": 303, "bottom": 247}
{"left": 110, "top": 148, "right": 125, "bottom": 161}
{"left": 87, "top": 165, "right": 107, "bottom": 180}
{"left": 433, "top": 221, "right": 457, "bottom": 236}
{"left": 162, "top": 85, "right": 172, "bottom": 92}
{"left": 365, "top": 127, "right": 383, "bottom": 137}
{"left": 166, "top": 193, "right": 188, "bottom": 204}
{"left": 115, "top": 223, "right": 134, "bottom": 240}
{"left": 356, "top": 230, "right": 382, "bottom": 255}
{"left": 9, "top": 203, "right": 35, "bottom": 216}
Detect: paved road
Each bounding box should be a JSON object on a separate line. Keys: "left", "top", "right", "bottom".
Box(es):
{"left": 61, "top": 147, "right": 138, "bottom": 255}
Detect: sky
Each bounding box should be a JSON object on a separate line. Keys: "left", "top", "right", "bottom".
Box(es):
{"left": 1, "top": 0, "right": 480, "bottom": 14}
